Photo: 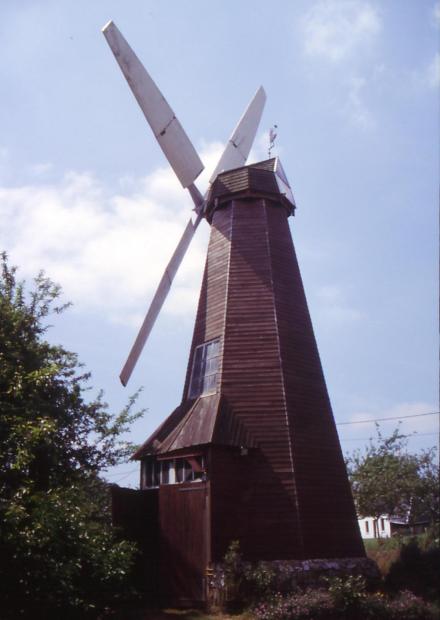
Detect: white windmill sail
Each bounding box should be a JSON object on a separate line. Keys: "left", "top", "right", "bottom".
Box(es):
{"left": 102, "top": 21, "right": 266, "bottom": 385}
{"left": 119, "top": 213, "right": 202, "bottom": 386}
{"left": 209, "top": 86, "right": 266, "bottom": 183}
{"left": 102, "top": 21, "right": 204, "bottom": 189}
{"left": 118, "top": 83, "right": 266, "bottom": 385}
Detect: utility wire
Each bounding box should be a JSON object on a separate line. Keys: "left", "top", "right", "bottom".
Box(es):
{"left": 104, "top": 467, "right": 138, "bottom": 480}
{"left": 110, "top": 469, "right": 138, "bottom": 483}
{"left": 340, "top": 431, "right": 439, "bottom": 442}
{"left": 336, "top": 411, "right": 439, "bottom": 426}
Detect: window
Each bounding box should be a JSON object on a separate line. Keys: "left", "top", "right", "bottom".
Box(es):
{"left": 380, "top": 518, "right": 385, "bottom": 531}
{"left": 153, "top": 461, "right": 160, "bottom": 487}
{"left": 161, "top": 460, "right": 170, "bottom": 484}
{"left": 141, "top": 460, "right": 159, "bottom": 488}
{"left": 176, "top": 459, "right": 186, "bottom": 483}
{"left": 188, "top": 339, "right": 220, "bottom": 398}
{"left": 365, "top": 520, "right": 369, "bottom": 534}
{"left": 142, "top": 456, "right": 206, "bottom": 488}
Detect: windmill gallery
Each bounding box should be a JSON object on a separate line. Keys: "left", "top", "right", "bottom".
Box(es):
{"left": 103, "top": 21, "right": 368, "bottom": 606}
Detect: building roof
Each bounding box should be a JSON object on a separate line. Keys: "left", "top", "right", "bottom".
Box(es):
{"left": 132, "top": 393, "right": 256, "bottom": 459}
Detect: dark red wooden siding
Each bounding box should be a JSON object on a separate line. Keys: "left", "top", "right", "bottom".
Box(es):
{"left": 265, "top": 201, "right": 363, "bottom": 556}
{"left": 136, "top": 162, "right": 364, "bottom": 582}
{"left": 180, "top": 191, "right": 363, "bottom": 560}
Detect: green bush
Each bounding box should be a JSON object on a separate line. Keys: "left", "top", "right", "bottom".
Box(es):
{"left": 222, "top": 541, "right": 291, "bottom": 606}
{"left": 326, "top": 575, "right": 366, "bottom": 614}
{"left": 0, "top": 254, "right": 142, "bottom": 618}
{"left": 243, "top": 562, "right": 277, "bottom": 601}
{"left": 386, "top": 539, "right": 440, "bottom": 602}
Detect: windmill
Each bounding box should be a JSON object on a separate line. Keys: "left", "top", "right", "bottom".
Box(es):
{"left": 103, "top": 21, "right": 365, "bottom": 606}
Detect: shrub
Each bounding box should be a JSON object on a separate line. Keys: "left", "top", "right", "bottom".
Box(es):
{"left": 243, "top": 562, "right": 277, "bottom": 602}
{"left": 386, "top": 539, "right": 440, "bottom": 601}
{"left": 387, "top": 590, "right": 438, "bottom": 620}
{"left": 223, "top": 539, "right": 244, "bottom": 604}
{"left": 222, "top": 543, "right": 294, "bottom": 606}
{"left": 326, "top": 575, "right": 366, "bottom": 614}
{"left": 254, "top": 589, "right": 437, "bottom": 620}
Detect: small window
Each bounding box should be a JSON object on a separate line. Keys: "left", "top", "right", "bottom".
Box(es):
{"left": 176, "top": 459, "right": 185, "bottom": 483}
{"left": 153, "top": 461, "right": 160, "bottom": 487}
{"left": 141, "top": 460, "right": 147, "bottom": 488}
{"left": 141, "top": 460, "right": 160, "bottom": 488}
{"left": 380, "top": 518, "right": 385, "bottom": 531}
{"left": 365, "top": 521, "right": 369, "bottom": 534}
{"left": 188, "top": 339, "right": 220, "bottom": 398}
{"left": 183, "top": 460, "right": 193, "bottom": 482}
{"left": 143, "top": 457, "right": 207, "bottom": 488}
{"left": 161, "top": 460, "right": 170, "bottom": 484}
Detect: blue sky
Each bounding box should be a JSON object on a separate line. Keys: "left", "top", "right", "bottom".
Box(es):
{"left": 1, "top": 0, "right": 438, "bottom": 487}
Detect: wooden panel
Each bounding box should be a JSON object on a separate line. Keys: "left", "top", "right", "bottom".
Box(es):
{"left": 265, "top": 201, "right": 364, "bottom": 558}
{"left": 159, "top": 482, "right": 209, "bottom": 604}
{"left": 209, "top": 446, "right": 299, "bottom": 562}
{"left": 219, "top": 199, "right": 302, "bottom": 558}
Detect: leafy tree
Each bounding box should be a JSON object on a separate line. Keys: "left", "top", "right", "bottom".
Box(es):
{"left": 0, "top": 253, "right": 143, "bottom": 618}
{"left": 346, "top": 425, "right": 439, "bottom": 537}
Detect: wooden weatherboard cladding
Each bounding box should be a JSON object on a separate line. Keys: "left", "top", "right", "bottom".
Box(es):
{"left": 133, "top": 159, "right": 364, "bottom": 602}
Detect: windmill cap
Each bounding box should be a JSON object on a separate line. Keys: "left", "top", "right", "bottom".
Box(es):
{"left": 205, "top": 157, "right": 296, "bottom": 221}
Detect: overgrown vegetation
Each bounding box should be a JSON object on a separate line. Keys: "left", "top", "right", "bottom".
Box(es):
{"left": 364, "top": 527, "right": 440, "bottom": 577}
{"left": 0, "top": 253, "right": 143, "bottom": 618}
{"left": 253, "top": 587, "right": 437, "bottom": 620}
{"left": 220, "top": 539, "right": 439, "bottom": 620}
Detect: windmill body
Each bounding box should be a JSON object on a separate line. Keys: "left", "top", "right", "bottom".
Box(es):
{"left": 103, "top": 21, "right": 365, "bottom": 605}
{"left": 129, "top": 160, "right": 364, "bottom": 600}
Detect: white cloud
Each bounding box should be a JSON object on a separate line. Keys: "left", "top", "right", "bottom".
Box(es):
{"left": 0, "top": 145, "right": 231, "bottom": 327}
{"left": 344, "top": 76, "right": 374, "bottom": 129}
{"left": 301, "top": 0, "right": 381, "bottom": 63}
{"left": 432, "top": 2, "right": 440, "bottom": 27}
{"left": 29, "top": 162, "right": 53, "bottom": 177}
{"left": 411, "top": 52, "right": 440, "bottom": 91}
{"left": 426, "top": 52, "right": 440, "bottom": 88}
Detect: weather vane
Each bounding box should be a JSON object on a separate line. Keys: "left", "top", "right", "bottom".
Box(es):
{"left": 268, "top": 124, "right": 278, "bottom": 157}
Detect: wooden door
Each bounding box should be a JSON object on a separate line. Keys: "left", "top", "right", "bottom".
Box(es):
{"left": 159, "top": 482, "right": 209, "bottom": 604}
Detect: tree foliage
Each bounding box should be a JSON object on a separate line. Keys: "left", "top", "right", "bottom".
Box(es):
{"left": 0, "top": 253, "right": 143, "bottom": 617}
{"left": 346, "top": 425, "right": 439, "bottom": 533}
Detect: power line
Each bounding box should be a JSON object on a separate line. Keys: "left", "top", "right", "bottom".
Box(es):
{"left": 111, "top": 469, "right": 139, "bottom": 483}
{"left": 104, "top": 467, "right": 138, "bottom": 480}
{"left": 339, "top": 431, "right": 439, "bottom": 442}
{"left": 336, "top": 411, "right": 439, "bottom": 426}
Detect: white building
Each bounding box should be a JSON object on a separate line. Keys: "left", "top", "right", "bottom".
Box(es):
{"left": 358, "top": 515, "right": 391, "bottom": 539}
{"left": 358, "top": 514, "right": 430, "bottom": 539}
